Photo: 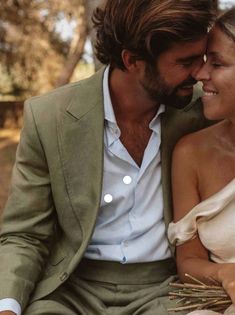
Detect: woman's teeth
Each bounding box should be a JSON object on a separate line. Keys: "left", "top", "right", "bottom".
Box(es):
{"left": 204, "top": 91, "right": 218, "bottom": 96}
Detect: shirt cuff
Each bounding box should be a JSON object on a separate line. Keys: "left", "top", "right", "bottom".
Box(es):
{"left": 0, "top": 298, "right": 21, "bottom": 315}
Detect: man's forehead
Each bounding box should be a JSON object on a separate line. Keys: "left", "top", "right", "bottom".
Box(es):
{"left": 165, "top": 36, "right": 208, "bottom": 59}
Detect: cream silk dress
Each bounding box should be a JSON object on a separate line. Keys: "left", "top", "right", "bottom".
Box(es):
{"left": 168, "top": 178, "right": 235, "bottom": 315}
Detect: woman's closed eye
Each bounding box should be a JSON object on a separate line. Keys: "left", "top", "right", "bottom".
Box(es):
{"left": 211, "top": 62, "right": 222, "bottom": 68}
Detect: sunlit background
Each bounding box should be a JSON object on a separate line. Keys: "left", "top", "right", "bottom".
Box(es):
{"left": 220, "top": 0, "right": 235, "bottom": 8}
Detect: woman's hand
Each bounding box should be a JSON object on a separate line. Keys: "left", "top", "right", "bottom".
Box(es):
{"left": 217, "top": 264, "right": 235, "bottom": 305}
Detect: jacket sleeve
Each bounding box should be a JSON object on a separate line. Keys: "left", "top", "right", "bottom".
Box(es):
{"left": 0, "top": 100, "right": 55, "bottom": 309}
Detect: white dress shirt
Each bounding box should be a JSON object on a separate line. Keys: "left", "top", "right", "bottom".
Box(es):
{"left": 85, "top": 66, "right": 171, "bottom": 263}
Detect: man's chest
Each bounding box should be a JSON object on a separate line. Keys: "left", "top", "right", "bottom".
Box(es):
{"left": 119, "top": 123, "right": 153, "bottom": 167}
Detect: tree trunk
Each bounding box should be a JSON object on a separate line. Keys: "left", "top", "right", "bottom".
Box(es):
{"left": 55, "top": 8, "right": 88, "bottom": 87}
{"left": 213, "top": 0, "right": 219, "bottom": 11}
{"left": 85, "top": 0, "right": 106, "bottom": 71}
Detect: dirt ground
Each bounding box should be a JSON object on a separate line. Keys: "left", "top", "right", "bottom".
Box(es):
{"left": 0, "top": 129, "right": 20, "bottom": 214}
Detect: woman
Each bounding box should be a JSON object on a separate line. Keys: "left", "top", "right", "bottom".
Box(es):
{"left": 168, "top": 7, "right": 235, "bottom": 315}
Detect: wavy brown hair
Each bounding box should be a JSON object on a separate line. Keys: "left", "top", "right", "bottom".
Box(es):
{"left": 216, "top": 6, "right": 235, "bottom": 41}
{"left": 92, "top": 0, "right": 216, "bottom": 70}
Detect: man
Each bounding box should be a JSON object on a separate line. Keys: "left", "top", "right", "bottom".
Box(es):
{"left": 0, "top": 1, "right": 215, "bottom": 314}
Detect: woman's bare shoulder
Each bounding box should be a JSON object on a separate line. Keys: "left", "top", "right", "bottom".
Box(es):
{"left": 174, "top": 121, "right": 223, "bottom": 158}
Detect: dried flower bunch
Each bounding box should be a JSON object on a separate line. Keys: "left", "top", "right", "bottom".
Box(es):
{"left": 168, "top": 274, "right": 232, "bottom": 313}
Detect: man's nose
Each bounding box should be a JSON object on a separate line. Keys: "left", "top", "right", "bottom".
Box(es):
{"left": 190, "top": 57, "right": 203, "bottom": 80}
{"left": 193, "top": 61, "right": 211, "bottom": 82}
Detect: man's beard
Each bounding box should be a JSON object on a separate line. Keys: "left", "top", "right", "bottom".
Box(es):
{"left": 140, "top": 63, "right": 197, "bottom": 109}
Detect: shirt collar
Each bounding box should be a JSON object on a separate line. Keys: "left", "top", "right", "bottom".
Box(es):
{"left": 103, "top": 66, "right": 166, "bottom": 145}
{"left": 149, "top": 104, "right": 165, "bottom": 134}
{"left": 103, "top": 66, "right": 117, "bottom": 125}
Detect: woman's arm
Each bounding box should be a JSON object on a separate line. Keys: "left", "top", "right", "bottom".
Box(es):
{"left": 171, "top": 135, "right": 235, "bottom": 304}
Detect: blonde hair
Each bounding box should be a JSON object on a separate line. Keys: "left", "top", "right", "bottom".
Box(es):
{"left": 216, "top": 6, "right": 235, "bottom": 41}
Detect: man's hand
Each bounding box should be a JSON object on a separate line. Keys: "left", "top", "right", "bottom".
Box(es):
{"left": 217, "top": 264, "right": 235, "bottom": 305}
{"left": 0, "top": 312, "right": 16, "bottom": 315}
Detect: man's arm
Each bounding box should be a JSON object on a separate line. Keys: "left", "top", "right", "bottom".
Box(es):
{"left": 0, "top": 101, "right": 55, "bottom": 310}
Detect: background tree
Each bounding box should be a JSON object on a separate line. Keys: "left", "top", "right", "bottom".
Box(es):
{"left": 0, "top": 0, "right": 87, "bottom": 98}
{"left": 55, "top": 0, "right": 107, "bottom": 86}
{"left": 85, "top": 0, "right": 106, "bottom": 71}
{"left": 55, "top": 0, "right": 88, "bottom": 87}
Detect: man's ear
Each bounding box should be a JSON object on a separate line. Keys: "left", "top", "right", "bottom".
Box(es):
{"left": 121, "top": 49, "right": 138, "bottom": 71}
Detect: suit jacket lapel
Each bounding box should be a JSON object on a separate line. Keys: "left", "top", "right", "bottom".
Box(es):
{"left": 57, "top": 69, "right": 105, "bottom": 244}
{"left": 161, "top": 107, "right": 177, "bottom": 228}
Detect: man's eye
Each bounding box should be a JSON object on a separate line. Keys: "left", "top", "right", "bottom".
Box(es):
{"left": 182, "top": 61, "right": 193, "bottom": 67}
{"left": 181, "top": 58, "right": 203, "bottom": 67}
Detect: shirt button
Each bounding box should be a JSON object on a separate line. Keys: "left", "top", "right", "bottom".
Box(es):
{"left": 123, "top": 176, "right": 132, "bottom": 185}
{"left": 104, "top": 194, "right": 113, "bottom": 203}
{"left": 60, "top": 272, "right": 68, "bottom": 281}
{"left": 112, "top": 128, "right": 119, "bottom": 135}
{"left": 123, "top": 240, "right": 129, "bottom": 247}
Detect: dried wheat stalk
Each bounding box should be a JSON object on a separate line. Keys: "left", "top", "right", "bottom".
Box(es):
{"left": 168, "top": 274, "right": 232, "bottom": 313}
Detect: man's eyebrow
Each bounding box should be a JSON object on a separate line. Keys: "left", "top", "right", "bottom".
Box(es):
{"left": 176, "top": 54, "right": 204, "bottom": 62}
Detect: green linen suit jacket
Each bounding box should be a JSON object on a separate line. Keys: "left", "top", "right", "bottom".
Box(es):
{"left": 0, "top": 68, "right": 209, "bottom": 311}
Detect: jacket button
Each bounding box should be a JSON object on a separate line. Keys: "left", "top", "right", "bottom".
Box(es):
{"left": 60, "top": 272, "right": 68, "bottom": 281}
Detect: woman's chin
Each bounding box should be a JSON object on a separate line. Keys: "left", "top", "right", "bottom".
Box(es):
{"left": 203, "top": 105, "right": 222, "bottom": 121}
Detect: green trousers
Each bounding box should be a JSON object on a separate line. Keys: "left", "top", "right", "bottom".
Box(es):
{"left": 24, "top": 258, "right": 186, "bottom": 315}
